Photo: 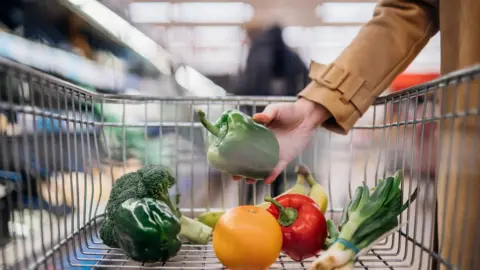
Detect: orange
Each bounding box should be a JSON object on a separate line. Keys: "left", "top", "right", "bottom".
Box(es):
{"left": 212, "top": 205, "right": 283, "bottom": 270}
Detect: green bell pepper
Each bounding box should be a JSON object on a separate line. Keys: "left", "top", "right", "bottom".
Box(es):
{"left": 197, "top": 109, "right": 280, "bottom": 180}
{"left": 114, "top": 198, "right": 182, "bottom": 263}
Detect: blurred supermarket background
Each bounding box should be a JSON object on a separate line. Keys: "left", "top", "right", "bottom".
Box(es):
{"left": 0, "top": 0, "right": 442, "bottom": 269}
{"left": 0, "top": 0, "right": 441, "bottom": 96}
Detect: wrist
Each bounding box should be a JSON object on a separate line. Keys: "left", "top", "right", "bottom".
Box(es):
{"left": 296, "top": 98, "right": 332, "bottom": 128}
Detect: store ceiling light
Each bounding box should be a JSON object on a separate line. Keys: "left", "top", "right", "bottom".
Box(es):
{"left": 283, "top": 26, "right": 363, "bottom": 47}
{"left": 171, "top": 2, "right": 254, "bottom": 23}
{"left": 65, "top": 0, "right": 172, "bottom": 75}
{"left": 192, "top": 26, "right": 245, "bottom": 47}
{"left": 68, "top": 0, "right": 93, "bottom": 5}
{"left": 128, "top": 2, "right": 254, "bottom": 24}
{"left": 129, "top": 2, "right": 171, "bottom": 23}
{"left": 315, "top": 2, "right": 377, "bottom": 23}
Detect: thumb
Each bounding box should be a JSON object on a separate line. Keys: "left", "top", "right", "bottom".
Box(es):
{"left": 265, "top": 160, "right": 288, "bottom": 184}
{"left": 253, "top": 104, "right": 279, "bottom": 125}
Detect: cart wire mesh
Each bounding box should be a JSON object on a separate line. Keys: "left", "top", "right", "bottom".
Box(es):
{"left": 0, "top": 57, "right": 479, "bottom": 270}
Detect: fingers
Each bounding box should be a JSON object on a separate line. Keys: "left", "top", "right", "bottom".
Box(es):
{"left": 245, "top": 178, "right": 256, "bottom": 184}
{"left": 232, "top": 175, "right": 256, "bottom": 184}
{"left": 232, "top": 160, "right": 288, "bottom": 185}
{"left": 252, "top": 104, "right": 279, "bottom": 125}
{"left": 265, "top": 160, "right": 288, "bottom": 184}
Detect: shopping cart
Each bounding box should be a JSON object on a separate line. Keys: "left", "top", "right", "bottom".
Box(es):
{"left": 0, "top": 56, "right": 479, "bottom": 270}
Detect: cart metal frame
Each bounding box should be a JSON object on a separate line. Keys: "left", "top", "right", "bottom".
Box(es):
{"left": 0, "top": 57, "right": 479, "bottom": 269}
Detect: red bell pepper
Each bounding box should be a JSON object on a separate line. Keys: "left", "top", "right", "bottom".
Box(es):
{"left": 265, "top": 194, "right": 328, "bottom": 262}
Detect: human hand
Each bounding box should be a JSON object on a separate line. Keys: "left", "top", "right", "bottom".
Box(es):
{"left": 233, "top": 98, "right": 332, "bottom": 184}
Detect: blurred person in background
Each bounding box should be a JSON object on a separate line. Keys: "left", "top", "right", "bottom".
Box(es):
{"left": 233, "top": 23, "right": 310, "bottom": 109}
{"left": 246, "top": 1, "right": 479, "bottom": 270}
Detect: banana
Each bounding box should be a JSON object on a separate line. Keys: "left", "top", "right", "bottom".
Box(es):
{"left": 255, "top": 171, "right": 307, "bottom": 209}
{"left": 296, "top": 164, "right": 329, "bottom": 213}
{"left": 195, "top": 211, "right": 225, "bottom": 229}
{"left": 196, "top": 173, "right": 308, "bottom": 229}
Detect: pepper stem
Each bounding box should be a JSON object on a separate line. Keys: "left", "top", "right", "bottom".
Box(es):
{"left": 264, "top": 196, "right": 298, "bottom": 227}
{"left": 197, "top": 110, "right": 220, "bottom": 137}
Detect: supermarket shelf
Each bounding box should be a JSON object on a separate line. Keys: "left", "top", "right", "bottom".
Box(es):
{"left": 58, "top": 0, "right": 172, "bottom": 76}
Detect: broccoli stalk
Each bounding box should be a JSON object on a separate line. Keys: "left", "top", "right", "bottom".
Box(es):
{"left": 100, "top": 165, "right": 212, "bottom": 246}
{"left": 179, "top": 215, "right": 212, "bottom": 244}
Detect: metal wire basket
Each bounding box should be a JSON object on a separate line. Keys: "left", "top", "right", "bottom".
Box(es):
{"left": 0, "top": 57, "right": 479, "bottom": 270}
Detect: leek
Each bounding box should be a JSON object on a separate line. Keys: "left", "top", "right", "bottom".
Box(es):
{"left": 310, "top": 170, "right": 418, "bottom": 270}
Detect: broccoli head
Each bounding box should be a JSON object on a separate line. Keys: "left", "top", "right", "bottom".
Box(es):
{"left": 138, "top": 165, "right": 180, "bottom": 217}
{"left": 138, "top": 165, "right": 176, "bottom": 189}
{"left": 99, "top": 218, "right": 119, "bottom": 248}
{"left": 105, "top": 172, "right": 145, "bottom": 221}
{"left": 100, "top": 165, "right": 179, "bottom": 247}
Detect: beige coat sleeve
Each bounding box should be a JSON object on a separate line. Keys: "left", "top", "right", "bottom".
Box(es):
{"left": 298, "top": 0, "right": 439, "bottom": 135}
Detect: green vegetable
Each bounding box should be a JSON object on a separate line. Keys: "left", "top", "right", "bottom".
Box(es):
{"left": 114, "top": 198, "right": 182, "bottom": 262}
{"left": 100, "top": 165, "right": 212, "bottom": 248}
{"left": 324, "top": 219, "right": 339, "bottom": 249}
{"left": 197, "top": 109, "right": 280, "bottom": 180}
{"left": 311, "top": 170, "right": 418, "bottom": 269}
{"left": 98, "top": 219, "right": 118, "bottom": 247}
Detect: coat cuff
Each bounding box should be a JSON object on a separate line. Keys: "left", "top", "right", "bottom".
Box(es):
{"left": 297, "top": 61, "right": 376, "bottom": 135}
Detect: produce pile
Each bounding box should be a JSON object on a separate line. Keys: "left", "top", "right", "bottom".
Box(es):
{"left": 99, "top": 109, "right": 418, "bottom": 270}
